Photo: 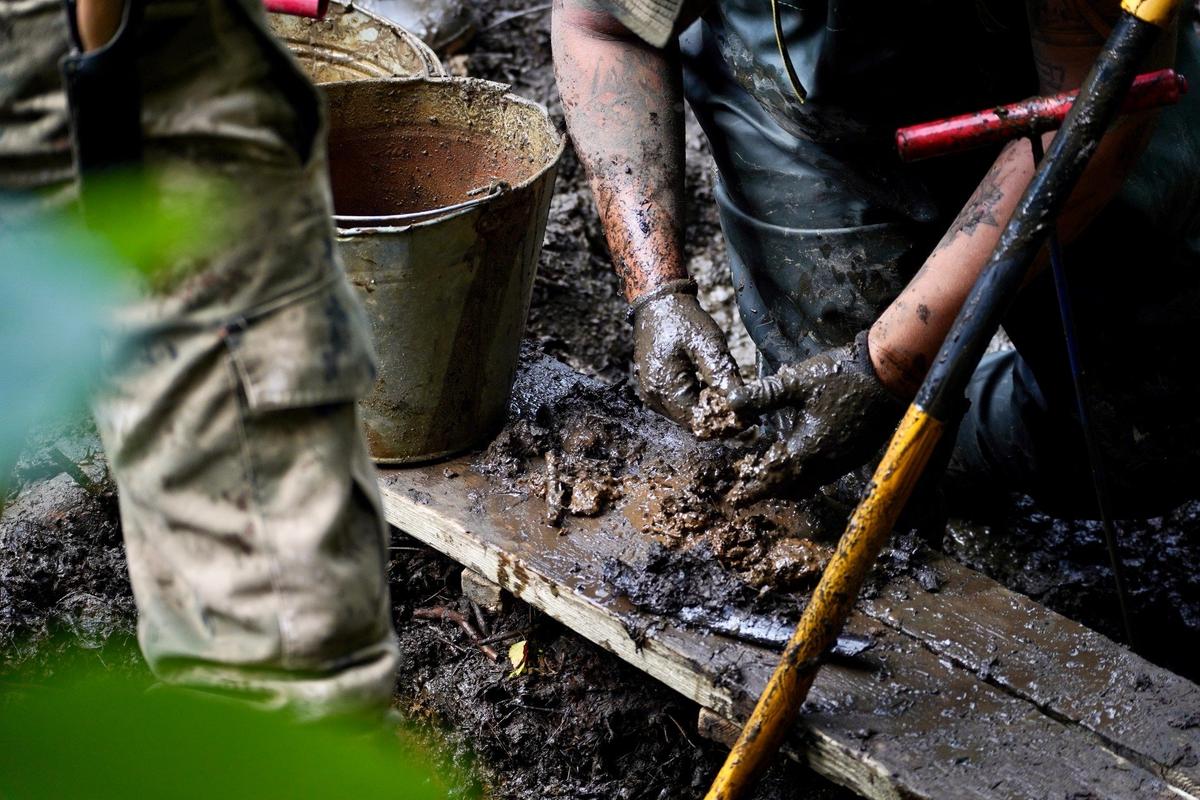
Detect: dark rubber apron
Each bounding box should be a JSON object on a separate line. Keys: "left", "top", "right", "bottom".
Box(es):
{"left": 681, "top": 1, "right": 1200, "bottom": 515}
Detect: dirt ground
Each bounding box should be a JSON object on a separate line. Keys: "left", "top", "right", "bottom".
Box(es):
{"left": 2, "top": 2, "right": 1200, "bottom": 799}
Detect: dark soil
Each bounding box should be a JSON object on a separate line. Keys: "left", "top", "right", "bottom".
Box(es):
{"left": 387, "top": 543, "right": 853, "bottom": 800}
{"left": 945, "top": 496, "right": 1200, "bottom": 683}
{"left": 0, "top": 419, "right": 139, "bottom": 678}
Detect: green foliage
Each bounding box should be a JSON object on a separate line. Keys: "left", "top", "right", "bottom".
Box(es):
{"left": 77, "top": 171, "right": 224, "bottom": 277}
{"left": 0, "top": 205, "right": 126, "bottom": 473}
{"left": 1, "top": 176, "right": 221, "bottom": 476}
{"left": 0, "top": 667, "right": 467, "bottom": 799}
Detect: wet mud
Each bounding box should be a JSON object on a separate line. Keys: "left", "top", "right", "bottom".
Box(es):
{"left": 945, "top": 495, "right": 1200, "bottom": 683}
{"left": 690, "top": 387, "right": 742, "bottom": 441}
{"left": 477, "top": 352, "right": 851, "bottom": 596}
{"left": 0, "top": 419, "right": 138, "bottom": 678}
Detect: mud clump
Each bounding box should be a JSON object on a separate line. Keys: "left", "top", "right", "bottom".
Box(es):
{"left": 602, "top": 542, "right": 767, "bottom": 619}
{"left": 690, "top": 387, "right": 743, "bottom": 441}
{"left": 479, "top": 352, "right": 839, "bottom": 593}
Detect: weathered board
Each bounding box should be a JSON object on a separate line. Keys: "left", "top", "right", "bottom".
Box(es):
{"left": 379, "top": 460, "right": 1200, "bottom": 799}
{"left": 860, "top": 563, "right": 1200, "bottom": 794}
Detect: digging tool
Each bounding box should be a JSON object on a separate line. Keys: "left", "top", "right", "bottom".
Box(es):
{"left": 703, "top": 2, "right": 1184, "bottom": 798}
{"left": 895, "top": 68, "right": 1189, "bottom": 649}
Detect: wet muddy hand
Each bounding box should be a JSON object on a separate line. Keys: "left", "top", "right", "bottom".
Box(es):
{"left": 632, "top": 279, "right": 743, "bottom": 427}
{"left": 729, "top": 331, "right": 904, "bottom": 504}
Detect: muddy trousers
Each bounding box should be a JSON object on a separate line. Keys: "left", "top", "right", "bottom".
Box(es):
{"left": 95, "top": 305, "right": 398, "bottom": 715}
{"left": 65, "top": 0, "right": 401, "bottom": 715}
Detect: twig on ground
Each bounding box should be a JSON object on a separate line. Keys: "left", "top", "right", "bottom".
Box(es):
{"left": 481, "top": 3, "right": 551, "bottom": 31}
{"left": 412, "top": 606, "right": 500, "bottom": 662}
{"left": 48, "top": 447, "right": 101, "bottom": 496}
{"left": 469, "top": 599, "right": 490, "bottom": 637}
{"left": 476, "top": 627, "right": 531, "bottom": 646}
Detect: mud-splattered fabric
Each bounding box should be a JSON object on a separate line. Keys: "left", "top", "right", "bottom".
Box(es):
{"left": 680, "top": 3, "right": 1200, "bottom": 515}
{"left": 679, "top": 5, "right": 1034, "bottom": 365}
{"left": 0, "top": 0, "right": 76, "bottom": 219}
{"left": 4, "top": 0, "right": 399, "bottom": 714}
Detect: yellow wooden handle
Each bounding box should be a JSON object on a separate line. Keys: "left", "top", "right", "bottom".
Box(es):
{"left": 704, "top": 404, "right": 944, "bottom": 800}
{"left": 1121, "top": 0, "right": 1179, "bottom": 26}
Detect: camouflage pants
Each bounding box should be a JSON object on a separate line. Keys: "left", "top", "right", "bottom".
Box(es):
{"left": 0, "top": 0, "right": 75, "bottom": 218}
{"left": 3, "top": 0, "right": 399, "bottom": 714}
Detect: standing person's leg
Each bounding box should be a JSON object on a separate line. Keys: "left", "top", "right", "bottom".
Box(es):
{"left": 74, "top": 0, "right": 398, "bottom": 716}
{"left": 0, "top": 0, "right": 75, "bottom": 218}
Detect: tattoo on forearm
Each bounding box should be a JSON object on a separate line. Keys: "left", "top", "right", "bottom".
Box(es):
{"left": 956, "top": 176, "right": 1005, "bottom": 235}
{"left": 932, "top": 165, "right": 1013, "bottom": 254}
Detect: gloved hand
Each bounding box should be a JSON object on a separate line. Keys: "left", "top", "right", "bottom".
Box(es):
{"left": 727, "top": 331, "right": 906, "bottom": 504}
{"left": 631, "top": 278, "right": 742, "bottom": 427}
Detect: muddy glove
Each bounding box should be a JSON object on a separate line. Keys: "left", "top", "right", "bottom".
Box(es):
{"left": 631, "top": 278, "right": 742, "bottom": 427}
{"left": 727, "top": 331, "right": 906, "bottom": 504}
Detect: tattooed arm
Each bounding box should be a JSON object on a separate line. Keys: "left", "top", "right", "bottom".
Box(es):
{"left": 867, "top": 0, "right": 1174, "bottom": 397}
{"left": 551, "top": 0, "right": 705, "bottom": 300}
{"left": 553, "top": 0, "right": 742, "bottom": 426}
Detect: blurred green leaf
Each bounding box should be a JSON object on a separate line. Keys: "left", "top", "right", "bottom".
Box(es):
{"left": 1, "top": 176, "right": 226, "bottom": 476}
{"left": 0, "top": 203, "right": 129, "bottom": 472}
{"left": 79, "top": 169, "right": 227, "bottom": 277}
{"left": 0, "top": 668, "right": 469, "bottom": 799}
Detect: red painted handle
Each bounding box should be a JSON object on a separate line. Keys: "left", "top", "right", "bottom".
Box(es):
{"left": 264, "top": 0, "right": 328, "bottom": 18}
{"left": 896, "top": 68, "right": 1187, "bottom": 162}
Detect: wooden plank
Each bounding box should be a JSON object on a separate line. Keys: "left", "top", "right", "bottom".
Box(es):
{"left": 861, "top": 558, "right": 1200, "bottom": 795}
{"left": 380, "top": 461, "right": 1183, "bottom": 800}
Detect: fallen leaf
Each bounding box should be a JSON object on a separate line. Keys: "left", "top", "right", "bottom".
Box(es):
{"left": 507, "top": 640, "right": 528, "bottom": 677}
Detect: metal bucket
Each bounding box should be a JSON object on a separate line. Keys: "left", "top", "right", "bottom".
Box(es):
{"left": 268, "top": 0, "right": 444, "bottom": 83}
{"left": 325, "top": 78, "right": 565, "bottom": 463}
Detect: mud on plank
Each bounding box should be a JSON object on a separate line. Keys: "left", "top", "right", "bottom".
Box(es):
{"left": 378, "top": 456, "right": 1199, "bottom": 799}
{"left": 376, "top": 357, "right": 1200, "bottom": 800}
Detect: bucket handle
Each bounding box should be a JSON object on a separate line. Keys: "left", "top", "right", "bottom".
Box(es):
{"left": 334, "top": 180, "right": 509, "bottom": 227}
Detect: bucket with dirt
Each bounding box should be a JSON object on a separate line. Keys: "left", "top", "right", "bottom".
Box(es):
{"left": 325, "top": 77, "right": 565, "bottom": 463}
{"left": 269, "top": 0, "right": 443, "bottom": 83}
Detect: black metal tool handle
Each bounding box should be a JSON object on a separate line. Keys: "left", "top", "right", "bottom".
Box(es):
{"left": 702, "top": 2, "right": 1180, "bottom": 798}
{"left": 918, "top": 10, "right": 1166, "bottom": 421}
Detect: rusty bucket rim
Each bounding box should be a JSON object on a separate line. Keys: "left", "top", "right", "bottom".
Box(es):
{"left": 271, "top": 0, "right": 445, "bottom": 82}
{"left": 326, "top": 76, "right": 566, "bottom": 235}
